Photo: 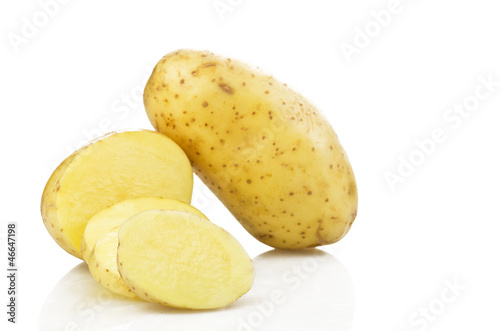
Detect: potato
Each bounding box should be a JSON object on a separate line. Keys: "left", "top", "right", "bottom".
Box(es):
{"left": 117, "top": 210, "right": 254, "bottom": 309}
{"left": 84, "top": 199, "right": 208, "bottom": 298}
{"left": 144, "top": 49, "right": 358, "bottom": 249}
{"left": 41, "top": 130, "right": 193, "bottom": 259}
{"left": 81, "top": 197, "right": 207, "bottom": 262}
{"left": 86, "top": 227, "right": 138, "bottom": 299}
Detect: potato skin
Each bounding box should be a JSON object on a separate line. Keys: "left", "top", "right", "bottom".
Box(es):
{"left": 144, "top": 49, "right": 357, "bottom": 249}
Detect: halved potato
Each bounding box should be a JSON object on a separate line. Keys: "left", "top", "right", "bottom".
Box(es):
{"left": 81, "top": 197, "right": 207, "bottom": 262}
{"left": 87, "top": 227, "right": 138, "bottom": 299}
{"left": 117, "top": 210, "right": 255, "bottom": 309}
{"left": 41, "top": 130, "right": 193, "bottom": 259}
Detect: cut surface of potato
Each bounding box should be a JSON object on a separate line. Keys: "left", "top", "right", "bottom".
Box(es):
{"left": 144, "top": 50, "right": 358, "bottom": 249}
{"left": 81, "top": 197, "right": 206, "bottom": 262}
{"left": 41, "top": 130, "right": 193, "bottom": 259}
{"left": 87, "top": 227, "right": 138, "bottom": 299}
{"left": 117, "top": 210, "right": 254, "bottom": 309}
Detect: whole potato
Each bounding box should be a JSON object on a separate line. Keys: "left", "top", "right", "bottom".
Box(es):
{"left": 144, "top": 49, "right": 357, "bottom": 249}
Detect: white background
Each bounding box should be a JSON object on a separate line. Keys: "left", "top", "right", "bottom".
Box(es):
{"left": 1, "top": 0, "right": 500, "bottom": 330}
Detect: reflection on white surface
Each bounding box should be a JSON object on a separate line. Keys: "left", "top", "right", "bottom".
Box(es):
{"left": 39, "top": 249, "right": 354, "bottom": 331}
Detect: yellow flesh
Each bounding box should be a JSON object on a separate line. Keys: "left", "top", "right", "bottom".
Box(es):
{"left": 144, "top": 49, "right": 358, "bottom": 249}
{"left": 41, "top": 130, "right": 193, "bottom": 259}
{"left": 87, "top": 227, "right": 138, "bottom": 299}
{"left": 117, "top": 210, "right": 254, "bottom": 309}
{"left": 81, "top": 197, "right": 207, "bottom": 262}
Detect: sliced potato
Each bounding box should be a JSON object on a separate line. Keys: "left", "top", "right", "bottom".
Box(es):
{"left": 41, "top": 130, "right": 193, "bottom": 259}
{"left": 117, "top": 210, "right": 254, "bottom": 309}
{"left": 81, "top": 197, "right": 207, "bottom": 262}
{"left": 87, "top": 227, "right": 138, "bottom": 299}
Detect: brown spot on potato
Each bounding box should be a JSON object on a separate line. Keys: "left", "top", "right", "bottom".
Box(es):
{"left": 201, "top": 62, "right": 217, "bottom": 68}
{"left": 219, "top": 83, "right": 234, "bottom": 94}
{"left": 308, "top": 191, "right": 312, "bottom": 195}
{"left": 203, "top": 102, "right": 208, "bottom": 107}
{"left": 247, "top": 180, "right": 252, "bottom": 184}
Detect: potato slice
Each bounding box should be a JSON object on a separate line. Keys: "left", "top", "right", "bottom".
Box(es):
{"left": 81, "top": 197, "right": 207, "bottom": 262}
{"left": 117, "top": 210, "right": 254, "bottom": 309}
{"left": 41, "top": 130, "right": 193, "bottom": 259}
{"left": 87, "top": 227, "right": 138, "bottom": 298}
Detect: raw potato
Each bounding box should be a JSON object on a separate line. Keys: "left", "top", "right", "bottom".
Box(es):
{"left": 81, "top": 197, "right": 207, "bottom": 262}
{"left": 87, "top": 227, "right": 138, "bottom": 299}
{"left": 117, "top": 210, "right": 255, "bottom": 309}
{"left": 41, "top": 130, "right": 193, "bottom": 259}
{"left": 86, "top": 200, "right": 207, "bottom": 298}
{"left": 144, "top": 49, "right": 358, "bottom": 249}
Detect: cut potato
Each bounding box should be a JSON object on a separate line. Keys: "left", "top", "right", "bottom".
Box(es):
{"left": 117, "top": 210, "right": 254, "bottom": 309}
{"left": 87, "top": 227, "right": 138, "bottom": 299}
{"left": 81, "top": 197, "right": 207, "bottom": 262}
{"left": 144, "top": 50, "right": 358, "bottom": 249}
{"left": 41, "top": 130, "right": 193, "bottom": 259}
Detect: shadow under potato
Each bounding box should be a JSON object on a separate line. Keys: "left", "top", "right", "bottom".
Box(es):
{"left": 39, "top": 249, "right": 354, "bottom": 331}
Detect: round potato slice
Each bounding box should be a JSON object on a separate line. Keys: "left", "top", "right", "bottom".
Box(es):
{"left": 41, "top": 130, "right": 193, "bottom": 259}
{"left": 81, "top": 197, "right": 207, "bottom": 262}
{"left": 117, "top": 210, "right": 255, "bottom": 309}
{"left": 87, "top": 227, "right": 138, "bottom": 299}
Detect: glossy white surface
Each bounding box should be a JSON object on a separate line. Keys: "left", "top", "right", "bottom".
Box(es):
{"left": 1, "top": 0, "right": 500, "bottom": 330}
{"left": 39, "top": 250, "right": 354, "bottom": 331}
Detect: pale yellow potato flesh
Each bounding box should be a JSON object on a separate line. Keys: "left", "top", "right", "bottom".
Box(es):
{"left": 87, "top": 227, "right": 138, "bottom": 299}
{"left": 117, "top": 210, "right": 255, "bottom": 309}
{"left": 81, "top": 197, "right": 207, "bottom": 262}
{"left": 41, "top": 130, "right": 193, "bottom": 259}
{"left": 144, "top": 49, "right": 358, "bottom": 249}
